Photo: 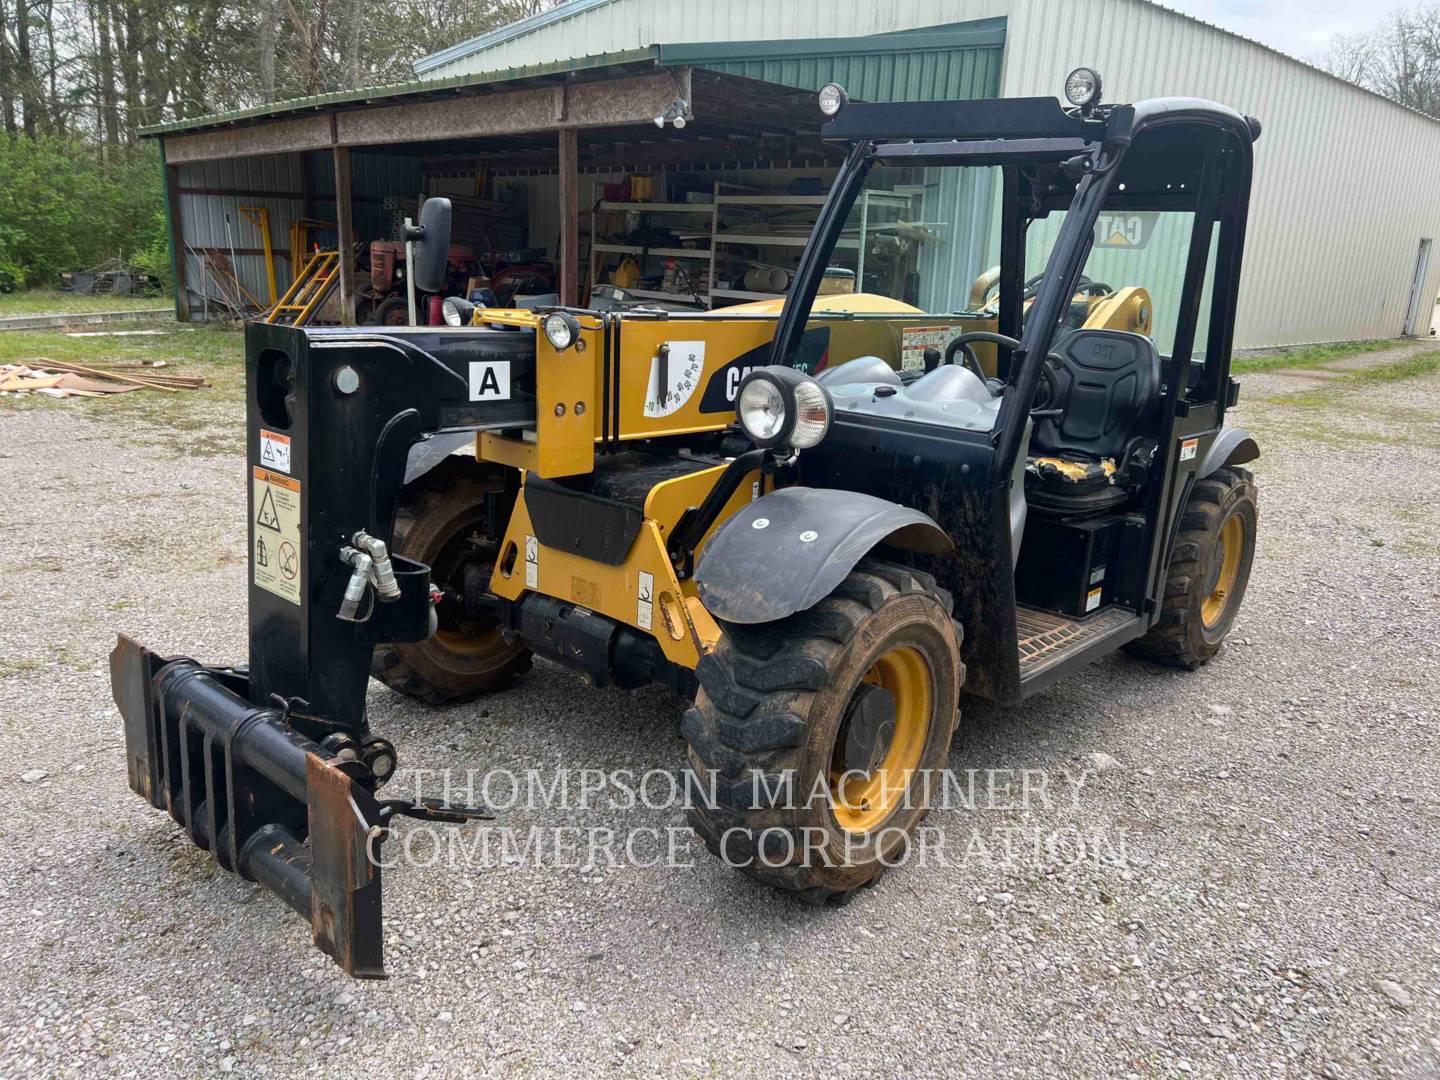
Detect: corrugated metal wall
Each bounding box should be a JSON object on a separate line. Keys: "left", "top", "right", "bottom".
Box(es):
{"left": 177, "top": 149, "right": 423, "bottom": 318}
{"left": 419, "top": 0, "right": 1015, "bottom": 80}
{"left": 306, "top": 150, "right": 425, "bottom": 246}
{"left": 664, "top": 22, "right": 1004, "bottom": 102}
{"left": 175, "top": 154, "right": 303, "bottom": 317}
{"left": 421, "top": 0, "right": 1440, "bottom": 346}
{"left": 998, "top": 0, "right": 1440, "bottom": 346}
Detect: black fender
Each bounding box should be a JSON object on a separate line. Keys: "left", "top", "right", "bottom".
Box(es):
{"left": 1199, "top": 426, "right": 1259, "bottom": 478}
{"left": 694, "top": 487, "right": 952, "bottom": 625}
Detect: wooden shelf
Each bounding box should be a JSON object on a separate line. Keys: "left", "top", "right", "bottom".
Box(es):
{"left": 714, "top": 194, "right": 827, "bottom": 206}
{"left": 597, "top": 201, "right": 713, "bottom": 212}
{"left": 592, "top": 242, "right": 709, "bottom": 259}
{"left": 713, "top": 234, "right": 857, "bottom": 249}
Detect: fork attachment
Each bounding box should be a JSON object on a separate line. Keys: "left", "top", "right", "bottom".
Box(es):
{"left": 110, "top": 634, "right": 389, "bottom": 978}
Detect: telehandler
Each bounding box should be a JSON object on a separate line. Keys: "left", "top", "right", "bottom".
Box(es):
{"left": 111, "top": 70, "right": 1261, "bottom": 977}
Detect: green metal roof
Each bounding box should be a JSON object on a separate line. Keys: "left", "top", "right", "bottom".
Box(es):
{"left": 142, "top": 19, "right": 1004, "bottom": 138}
{"left": 661, "top": 20, "right": 1005, "bottom": 102}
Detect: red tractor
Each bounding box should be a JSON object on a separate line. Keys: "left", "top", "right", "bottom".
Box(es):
{"left": 358, "top": 239, "right": 478, "bottom": 325}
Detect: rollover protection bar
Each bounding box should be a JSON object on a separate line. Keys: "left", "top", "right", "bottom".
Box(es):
{"left": 111, "top": 635, "right": 390, "bottom": 977}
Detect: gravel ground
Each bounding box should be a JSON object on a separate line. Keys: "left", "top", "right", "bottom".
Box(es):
{"left": 1, "top": 336, "right": 1438, "bottom": 1078}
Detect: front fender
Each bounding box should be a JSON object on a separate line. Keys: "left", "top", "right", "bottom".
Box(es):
{"left": 694, "top": 487, "right": 951, "bottom": 625}
{"left": 1199, "top": 426, "right": 1259, "bottom": 478}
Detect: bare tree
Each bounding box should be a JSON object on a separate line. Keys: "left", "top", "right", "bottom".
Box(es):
{"left": 1321, "top": 4, "right": 1440, "bottom": 117}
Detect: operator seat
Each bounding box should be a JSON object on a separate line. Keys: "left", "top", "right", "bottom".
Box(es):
{"left": 1027, "top": 329, "right": 1161, "bottom": 515}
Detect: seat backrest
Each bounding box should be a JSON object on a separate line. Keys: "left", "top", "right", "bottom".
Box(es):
{"left": 1031, "top": 329, "right": 1161, "bottom": 461}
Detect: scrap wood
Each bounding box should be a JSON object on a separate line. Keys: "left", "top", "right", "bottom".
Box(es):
{"left": 0, "top": 359, "right": 205, "bottom": 399}
{"left": 17, "top": 358, "right": 180, "bottom": 392}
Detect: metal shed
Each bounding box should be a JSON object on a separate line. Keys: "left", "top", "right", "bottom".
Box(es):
{"left": 142, "top": 21, "right": 1005, "bottom": 325}
{"left": 413, "top": 0, "right": 1440, "bottom": 347}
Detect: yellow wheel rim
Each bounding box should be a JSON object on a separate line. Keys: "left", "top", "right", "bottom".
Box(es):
{"left": 830, "top": 646, "right": 931, "bottom": 834}
{"left": 1203, "top": 515, "right": 1244, "bottom": 627}
{"left": 433, "top": 627, "right": 505, "bottom": 656}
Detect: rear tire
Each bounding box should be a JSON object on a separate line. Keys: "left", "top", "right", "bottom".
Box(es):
{"left": 1127, "top": 466, "right": 1257, "bottom": 670}
{"left": 684, "top": 559, "right": 963, "bottom": 903}
{"left": 371, "top": 462, "right": 531, "bottom": 705}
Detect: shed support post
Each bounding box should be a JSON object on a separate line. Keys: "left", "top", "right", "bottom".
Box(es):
{"left": 163, "top": 160, "right": 191, "bottom": 322}
{"left": 558, "top": 128, "right": 579, "bottom": 307}
{"left": 333, "top": 145, "right": 356, "bottom": 326}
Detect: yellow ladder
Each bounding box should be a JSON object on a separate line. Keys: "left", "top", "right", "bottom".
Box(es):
{"left": 263, "top": 250, "right": 339, "bottom": 325}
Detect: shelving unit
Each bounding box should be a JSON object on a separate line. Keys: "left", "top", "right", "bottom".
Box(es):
{"left": 587, "top": 199, "right": 714, "bottom": 306}
{"left": 585, "top": 186, "right": 918, "bottom": 308}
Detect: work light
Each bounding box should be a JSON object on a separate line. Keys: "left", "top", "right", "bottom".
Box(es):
{"left": 441, "top": 296, "right": 476, "bottom": 326}
{"left": 1063, "top": 67, "right": 1102, "bottom": 109}
{"left": 818, "top": 83, "right": 849, "bottom": 118}
{"left": 542, "top": 311, "right": 581, "bottom": 352}
{"left": 735, "top": 367, "right": 833, "bottom": 450}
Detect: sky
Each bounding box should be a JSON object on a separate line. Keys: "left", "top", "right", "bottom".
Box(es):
{"left": 1160, "top": 0, "right": 1395, "bottom": 62}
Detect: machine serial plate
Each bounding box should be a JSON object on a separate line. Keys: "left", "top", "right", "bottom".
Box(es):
{"left": 253, "top": 466, "right": 302, "bottom": 606}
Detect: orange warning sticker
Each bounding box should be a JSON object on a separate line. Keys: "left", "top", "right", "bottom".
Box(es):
{"left": 252, "top": 466, "right": 301, "bottom": 605}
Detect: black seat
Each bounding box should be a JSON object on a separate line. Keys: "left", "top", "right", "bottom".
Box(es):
{"left": 1028, "top": 330, "right": 1161, "bottom": 514}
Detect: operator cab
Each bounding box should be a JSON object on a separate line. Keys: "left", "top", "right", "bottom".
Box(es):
{"left": 779, "top": 75, "right": 1256, "bottom": 702}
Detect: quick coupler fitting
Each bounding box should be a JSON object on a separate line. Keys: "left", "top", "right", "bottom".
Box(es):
{"left": 337, "top": 547, "right": 373, "bottom": 622}
{"left": 352, "top": 531, "right": 402, "bottom": 601}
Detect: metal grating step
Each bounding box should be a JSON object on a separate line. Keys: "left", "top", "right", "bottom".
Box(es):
{"left": 1016, "top": 605, "right": 1136, "bottom": 677}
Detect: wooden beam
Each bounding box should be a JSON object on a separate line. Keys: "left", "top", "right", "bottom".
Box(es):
{"left": 558, "top": 128, "right": 578, "bottom": 307}
{"left": 164, "top": 164, "right": 191, "bottom": 322}
{"left": 333, "top": 145, "right": 356, "bottom": 326}
{"left": 159, "top": 70, "right": 692, "bottom": 164}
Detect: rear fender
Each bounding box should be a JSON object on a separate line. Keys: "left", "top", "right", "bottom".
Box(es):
{"left": 1199, "top": 426, "right": 1259, "bottom": 478}
{"left": 694, "top": 487, "right": 951, "bottom": 624}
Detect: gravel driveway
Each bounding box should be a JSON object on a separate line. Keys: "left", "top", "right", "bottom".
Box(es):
{"left": 1, "top": 335, "right": 1437, "bottom": 1077}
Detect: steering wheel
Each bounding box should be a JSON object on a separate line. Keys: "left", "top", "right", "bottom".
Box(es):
{"left": 980, "top": 273, "right": 1113, "bottom": 309}
{"left": 942, "top": 331, "right": 1020, "bottom": 390}
{"left": 943, "top": 330, "right": 1070, "bottom": 420}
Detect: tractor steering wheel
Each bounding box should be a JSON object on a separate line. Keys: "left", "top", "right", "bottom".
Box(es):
{"left": 942, "top": 331, "right": 1020, "bottom": 390}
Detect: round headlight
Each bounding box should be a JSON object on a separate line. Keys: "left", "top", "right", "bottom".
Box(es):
{"left": 817, "top": 83, "right": 849, "bottom": 118}
{"left": 542, "top": 311, "right": 580, "bottom": 351}
{"left": 737, "top": 377, "right": 787, "bottom": 443}
{"left": 442, "top": 296, "right": 475, "bottom": 327}
{"left": 1063, "top": 67, "right": 1102, "bottom": 109}
{"left": 735, "top": 366, "right": 832, "bottom": 450}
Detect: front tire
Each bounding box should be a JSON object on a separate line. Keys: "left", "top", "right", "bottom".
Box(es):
{"left": 371, "top": 462, "right": 531, "bottom": 705}
{"left": 1128, "top": 466, "right": 1258, "bottom": 669}
{"left": 684, "top": 559, "right": 963, "bottom": 903}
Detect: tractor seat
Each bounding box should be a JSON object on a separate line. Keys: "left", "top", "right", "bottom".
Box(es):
{"left": 1026, "top": 330, "right": 1161, "bottom": 515}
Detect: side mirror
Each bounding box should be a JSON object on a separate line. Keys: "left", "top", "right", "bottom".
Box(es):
{"left": 406, "top": 197, "right": 453, "bottom": 294}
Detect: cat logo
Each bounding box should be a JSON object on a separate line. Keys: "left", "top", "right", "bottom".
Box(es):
{"left": 1095, "top": 212, "right": 1157, "bottom": 249}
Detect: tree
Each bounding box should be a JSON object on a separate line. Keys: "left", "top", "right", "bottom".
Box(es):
{"left": 1321, "top": 4, "right": 1440, "bottom": 117}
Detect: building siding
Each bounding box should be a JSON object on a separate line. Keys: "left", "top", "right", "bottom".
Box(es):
{"left": 997, "top": 0, "right": 1440, "bottom": 346}
{"left": 421, "top": 0, "right": 1440, "bottom": 346}
{"left": 176, "top": 150, "right": 422, "bottom": 317}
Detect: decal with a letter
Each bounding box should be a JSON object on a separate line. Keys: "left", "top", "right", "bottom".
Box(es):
{"left": 469, "top": 361, "right": 511, "bottom": 401}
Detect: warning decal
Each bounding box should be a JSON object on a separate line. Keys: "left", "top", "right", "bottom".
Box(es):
{"left": 259, "top": 429, "right": 291, "bottom": 473}
{"left": 901, "top": 325, "right": 968, "bottom": 372}
{"left": 636, "top": 570, "right": 654, "bottom": 631}
{"left": 252, "top": 466, "right": 302, "bottom": 605}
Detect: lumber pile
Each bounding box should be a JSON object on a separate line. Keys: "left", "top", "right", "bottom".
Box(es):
{"left": 0, "top": 358, "right": 208, "bottom": 399}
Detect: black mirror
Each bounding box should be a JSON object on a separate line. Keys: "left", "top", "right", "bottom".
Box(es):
{"left": 406, "top": 197, "right": 453, "bottom": 294}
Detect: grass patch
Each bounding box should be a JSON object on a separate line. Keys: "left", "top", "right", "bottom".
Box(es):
{"left": 1231, "top": 339, "right": 1401, "bottom": 374}
{"left": 0, "top": 289, "right": 173, "bottom": 317}
{"left": 1259, "top": 349, "right": 1440, "bottom": 408}
{"left": 0, "top": 324, "right": 246, "bottom": 404}
{"left": 1346, "top": 352, "right": 1440, "bottom": 384}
